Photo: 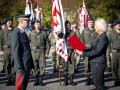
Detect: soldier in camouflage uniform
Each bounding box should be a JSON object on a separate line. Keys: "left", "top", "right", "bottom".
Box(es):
{"left": 59, "top": 20, "right": 76, "bottom": 86}
{"left": 0, "top": 17, "right": 15, "bottom": 86}
{"left": 29, "top": 19, "right": 50, "bottom": 86}
{"left": 108, "top": 20, "right": 120, "bottom": 86}
{"left": 81, "top": 17, "right": 98, "bottom": 85}
{"left": 71, "top": 22, "right": 81, "bottom": 72}
{"left": 0, "top": 22, "right": 7, "bottom": 73}
{"left": 106, "top": 21, "right": 113, "bottom": 72}
{"left": 48, "top": 31, "right": 58, "bottom": 73}
{"left": 0, "top": 29, "right": 5, "bottom": 73}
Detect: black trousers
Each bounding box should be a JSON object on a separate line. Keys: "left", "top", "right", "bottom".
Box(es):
{"left": 90, "top": 62, "right": 106, "bottom": 90}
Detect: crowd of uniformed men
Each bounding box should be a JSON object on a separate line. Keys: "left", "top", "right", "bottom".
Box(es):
{"left": 0, "top": 14, "right": 120, "bottom": 90}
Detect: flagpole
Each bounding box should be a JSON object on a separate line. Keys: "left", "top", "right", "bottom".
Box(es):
{"left": 58, "top": 54, "right": 61, "bottom": 85}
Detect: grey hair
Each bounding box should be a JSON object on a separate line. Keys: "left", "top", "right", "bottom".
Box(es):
{"left": 18, "top": 18, "right": 22, "bottom": 24}
{"left": 95, "top": 18, "right": 107, "bottom": 32}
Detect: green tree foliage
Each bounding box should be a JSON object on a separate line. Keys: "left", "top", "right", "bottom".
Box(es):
{"left": 40, "top": 0, "right": 52, "bottom": 27}
{"left": 0, "top": 0, "right": 119, "bottom": 27}
{"left": 0, "top": 0, "right": 25, "bottom": 26}
{"left": 86, "top": 0, "right": 120, "bottom": 22}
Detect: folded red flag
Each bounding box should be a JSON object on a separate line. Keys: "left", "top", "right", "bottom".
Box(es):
{"left": 16, "top": 73, "right": 23, "bottom": 90}
{"left": 67, "top": 34, "right": 86, "bottom": 51}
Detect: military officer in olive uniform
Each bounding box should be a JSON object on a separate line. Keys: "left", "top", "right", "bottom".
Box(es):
{"left": 49, "top": 31, "right": 58, "bottom": 73}
{"left": 81, "top": 17, "right": 98, "bottom": 85}
{"left": 106, "top": 21, "right": 113, "bottom": 72}
{"left": 0, "top": 17, "right": 15, "bottom": 86}
{"left": 0, "top": 29, "right": 5, "bottom": 73}
{"left": 59, "top": 20, "right": 76, "bottom": 86}
{"left": 108, "top": 20, "right": 120, "bottom": 86}
{"left": 29, "top": 19, "right": 50, "bottom": 86}
{"left": 11, "top": 14, "right": 34, "bottom": 90}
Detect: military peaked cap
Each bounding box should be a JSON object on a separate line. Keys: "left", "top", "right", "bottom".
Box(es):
{"left": 18, "top": 14, "right": 31, "bottom": 20}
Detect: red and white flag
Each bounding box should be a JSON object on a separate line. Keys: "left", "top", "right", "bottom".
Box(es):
{"left": 52, "top": 0, "right": 68, "bottom": 62}
{"left": 78, "top": 1, "right": 88, "bottom": 33}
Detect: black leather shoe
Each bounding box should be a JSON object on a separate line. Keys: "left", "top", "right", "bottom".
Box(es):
{"left": 85, "top": 76, "right": 92, "bottom": 86}
{"left": 33, "top": 81, "right": 39, "bottom": 86}
{"left": 6, "top": 81, "right": 12, "bottom": 86}
{"left": 11, "top": 81, "right": 15, "bottom": 86}
{"left": 39, "top": 75, "right": 44, "bottom": 86}
{"left": 85, "top": 81, "right": 92, "bottom": 86}
{"left": 63, "top": 82, "right": 68, "bottom": 86}
{"left": 70, "top": 75, "right": 77, "bottom": 86}
{"left": 63, "top": 75, "right": 68, "bottom": 86}
{"left": 0, "top": 69, "right": 5, "bottom": 73}
{"left": 70, "top": 82, "right": 77, "bottom": 86}
{"left": 33, "top": 75, "right": 39, "bottom": 86}
{"left": 114, "top": 81, "right": 120, "bottom": 86}
{"left": 39, "top": 82, "right": 44, "bottom": 86}
{"left": 6, "top": 77, "right": 12, "bottom": 86}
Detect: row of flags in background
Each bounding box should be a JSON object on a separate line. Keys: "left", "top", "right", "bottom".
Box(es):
{"left": 25, "top": 0, "right": 42, "bottom": 32}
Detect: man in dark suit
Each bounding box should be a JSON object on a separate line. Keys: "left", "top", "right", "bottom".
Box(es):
{"left": 11, "top": 14, "right": 34, "bottom": 90}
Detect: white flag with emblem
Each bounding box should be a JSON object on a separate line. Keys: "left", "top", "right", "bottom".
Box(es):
{"left": 52, "top": 0, "right": 68, "bottom": 62}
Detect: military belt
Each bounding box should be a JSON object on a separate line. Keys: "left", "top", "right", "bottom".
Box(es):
{"left": 111, "top": 49, "right": 120, "bottom": 52}
{"left": 31, "top": 47, "right": 44, "bottom": 50}
{"left": 31, "top": 47, "right": 37, "bottom": 49}
{"left": 85, "top": 44, "right": 90, "bottom": 47}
